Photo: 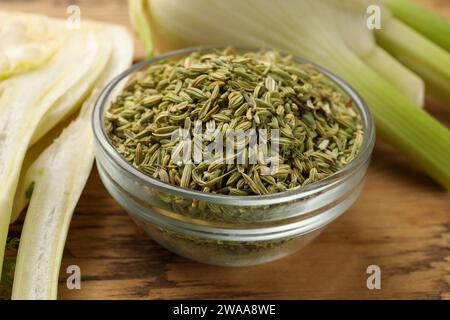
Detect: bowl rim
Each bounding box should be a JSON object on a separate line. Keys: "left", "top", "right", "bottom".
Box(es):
{"left": 92, "top": 45, "right": 376, "bottom": 206}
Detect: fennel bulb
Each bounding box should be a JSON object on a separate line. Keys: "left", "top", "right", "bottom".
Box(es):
{"left": 11, "top": 24, "right": 133, "bottom": 300}
{"left": 129, "top": 0, "right": 450, "bottom": 190}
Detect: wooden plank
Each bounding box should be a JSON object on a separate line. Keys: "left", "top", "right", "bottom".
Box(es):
{"left": 1, "top": 0, "right": 449, "bottom": 300}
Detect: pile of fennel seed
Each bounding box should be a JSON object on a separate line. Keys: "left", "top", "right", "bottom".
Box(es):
{"left": 105, "top": 48, "right": 363, "bottom": 196}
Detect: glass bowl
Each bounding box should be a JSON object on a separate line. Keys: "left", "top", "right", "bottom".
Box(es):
{"left": 92, "top": 46, "right": 376, "bottom": 266}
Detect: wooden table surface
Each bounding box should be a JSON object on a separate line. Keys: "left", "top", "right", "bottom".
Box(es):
{"left": 2, "top": 0, "right": 449, "bottom": 300}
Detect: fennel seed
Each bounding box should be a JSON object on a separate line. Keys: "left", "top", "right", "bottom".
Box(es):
{"left": 105, "top": 48, "right": 363, "bottom": 196}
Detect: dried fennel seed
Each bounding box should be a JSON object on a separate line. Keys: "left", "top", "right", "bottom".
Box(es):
{"left": 161, "top": 228, "right": 292, "bottom": 262}
{"left": 105, "top": 48, "right": 363, "bottom": 195}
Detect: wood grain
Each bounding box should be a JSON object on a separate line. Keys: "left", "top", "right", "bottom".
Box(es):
{"left": 1, "top": 0, "right": 449, "bottom": 300}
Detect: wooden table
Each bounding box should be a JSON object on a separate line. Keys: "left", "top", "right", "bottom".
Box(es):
{"left": 2, "top": 0, "right": 449, "bottom": 300}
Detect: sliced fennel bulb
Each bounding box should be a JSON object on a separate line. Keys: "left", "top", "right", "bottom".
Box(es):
{"left": 9, "top": 22, "right": 119, "bottom": 223}
{"left": 11, "top": 112, "right": 80, "bottom": 223}
{"left": 130, "top": 0, "right": 450, "bottom": 190}
{"left": 0, "top": 30, "right": 105, "bottom": 274}
{"left": 11, "top": 102, "right": 95, "bottom": 300}
{"left": 0, "top": 12, "right": 63, "bottom": 80}
{"left": 30, "top": 27, "right": 112, "bottom": 145}
{"left": 11, "top": 25, "right": 133, "bottom": 300}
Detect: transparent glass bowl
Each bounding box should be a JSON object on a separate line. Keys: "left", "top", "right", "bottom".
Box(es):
{"left": 92, "top": 47, "right": 376, "bottom": 266}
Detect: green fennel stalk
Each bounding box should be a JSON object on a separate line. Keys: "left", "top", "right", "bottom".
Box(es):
{"left": 376, "top": 17, "right": 450, "bottom": 103}
{"left": 382, "top": 0, "right": 450, "bottom": 52}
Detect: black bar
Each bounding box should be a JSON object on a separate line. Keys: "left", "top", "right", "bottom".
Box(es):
{"left": 0, "top": 300, "right": 448, "bottom": 318}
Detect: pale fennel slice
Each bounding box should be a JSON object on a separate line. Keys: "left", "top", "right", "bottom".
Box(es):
{"left": 30, "top": 24, "right": 112, "bottom": 146}
{"left": 0, "top": 11, "right": 63, "bottom": 80}
{"left": 11, "top": 25, "right": 133, "bottom": 300}
{"left": 0, "top": 30, "right": 104, "bottom": 275}
{"left": 10, "top": 26, "right": 113, "bottom": 223}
